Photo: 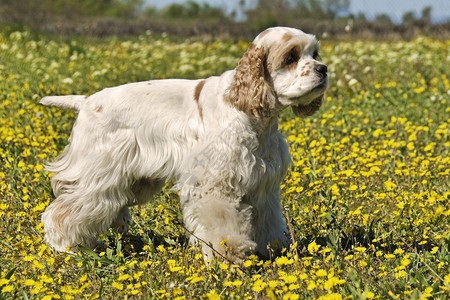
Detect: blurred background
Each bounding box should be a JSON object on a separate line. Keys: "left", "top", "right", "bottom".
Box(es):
{"left": 0, "top": 0, "right": 449, "bottom": 39}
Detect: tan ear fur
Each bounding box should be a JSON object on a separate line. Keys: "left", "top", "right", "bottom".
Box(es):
{"left": 225, "top": 43, "right": 276, "bottom": 118}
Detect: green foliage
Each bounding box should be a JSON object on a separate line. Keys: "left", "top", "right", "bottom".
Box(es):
{"left": 293, "top": 0, "right": 350, "bottom": 19}
{"left": 0, "top": 0, "right": 445, "bottom": 39}
{"left": 0, "top": 0, "right": 143, "bottom": 21}
{"left": 245, "top": 0, "right": 351, "bottom": 32}
{"left": 245, "top": 0, "right": 289, "bottom": 31}
{"left": 421, "top": 6, "right": 432, "bottom": 22}
{"left": 160, "top": 1, "right": 226, "bottom": 20}
{"left": 402, "top": 11, "right": 417, "bottom": 24}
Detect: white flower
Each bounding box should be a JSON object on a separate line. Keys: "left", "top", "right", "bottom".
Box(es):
{"left": 62, "top": 78, "right": 73, "bottom": 84}
{"left": 349, "top": 78, "right": 359, "bottom": 86}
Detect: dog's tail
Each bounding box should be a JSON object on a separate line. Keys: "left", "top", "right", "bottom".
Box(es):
{"left": 40, "top": 95, "right": 86, "bottom": 111}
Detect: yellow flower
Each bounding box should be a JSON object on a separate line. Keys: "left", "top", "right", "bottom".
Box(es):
{"left": 243, "top": 260, "right": 253, "bottom": 268}
{"left": 232, "top": 280, "right": 242, "bottom": 287}
{"left": 275, "top": 256, "right": 294, "bottom": 266}
{"left": 282, "top": 292, "right": 300, "bottom": 300}
{"left": 307, "top": 241, "right": 320, "bottom": 254}
{"left": 219, "top": 263, "right": 229, "bottom": 270}
{"left": 384, "top": 180, "right": 397, "bottom": 191}
{"left": 394, "top": 248, "right": 404, "bottom": 255}
{"left": 281, "top": 275, "right": 297, "bottom": 284}
{"left": 395, "top": 270, "right": 406, "bottom": 278}
{"left": 421, "top": 287, "right": 433, "bottom": 298}
{"left": 324, "top": 277, "right": 346, "bottom": 290}
{"left": 112, "top": 282, "right": 124, "bottom": 291}
{"left": 190, "top": 276, "right": 205, "bottom": 284}
{"left": 0, "top": 279, "right": 10, "bottom": 286}
{"left": 206, "top": 289, "right": 220, "bottom": 300}
{"left": 268, "top": 280, "right": 278, "bottom": 289}
{"left": 401, "top": 256, "right": 411, "bottom": 267}
{"left": 1, "top": 285, "right": 14, "bottom": 293}
{"left": 307, "top": 281, "right": 316, "bottom": 290}
{"left": 444, "top": 274, "right": 450, "bottom": 284}
{"left": 24, "top": 279, "right": 35, "bottom": 286}
{"left": 118, "top": 274, "right": 131, "bottom": 281}
{"left": 167, "top": 259, "right": 183, "bottom": 272}
{"left": 252, "top": 279, "right": 266, "bottom": 292}
{"left": 317, "top": 293, "right": 343, "bottom": 300}
{"left": 223, "top": 281, "right": 233, "bottom": 287}
{"left": 414, "top": 86, "right": 425, "bottom": 93}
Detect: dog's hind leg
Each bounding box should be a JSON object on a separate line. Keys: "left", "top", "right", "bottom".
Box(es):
{"left": 41, "top": 183, "right": 130, "bottom": 252}
{"left": 42, "top": 129, "right": 142, "bottom": 252}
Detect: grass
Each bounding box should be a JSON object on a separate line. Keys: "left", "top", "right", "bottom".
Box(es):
{"left": 0, "top": 27, "right": 449, "bottom": 299}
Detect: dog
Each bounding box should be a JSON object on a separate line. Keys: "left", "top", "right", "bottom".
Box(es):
{"left": 40, "top": 27, "right": 328, "bottom": 263}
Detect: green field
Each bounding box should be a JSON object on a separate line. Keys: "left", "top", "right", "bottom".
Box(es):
{"left": 0, "top": 28, "right": 449, "bottom": 299}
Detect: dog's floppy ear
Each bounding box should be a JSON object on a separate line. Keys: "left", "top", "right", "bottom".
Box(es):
{"left": 225, "top": 43, "right": 276, "bottom": 118}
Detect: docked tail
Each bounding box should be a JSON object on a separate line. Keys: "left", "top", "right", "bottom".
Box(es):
{"left": 40, "top": 95, "right": 87, "bottom": 111}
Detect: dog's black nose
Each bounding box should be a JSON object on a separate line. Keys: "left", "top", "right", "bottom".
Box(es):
{"left": 314, "top": 64, "right": 328, "bottom": 76}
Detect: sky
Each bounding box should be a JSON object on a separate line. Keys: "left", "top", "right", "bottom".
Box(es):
{"left": 143, "top": 0, "right": 450, "bottom": 23}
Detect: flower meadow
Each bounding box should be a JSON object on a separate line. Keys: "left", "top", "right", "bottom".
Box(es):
{"left": 0, "top": 27, "right": 449, "bottom": 299}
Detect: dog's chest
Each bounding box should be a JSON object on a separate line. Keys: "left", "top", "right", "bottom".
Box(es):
{"left": 251, "top": 132, "right": 291, "bottom": 190}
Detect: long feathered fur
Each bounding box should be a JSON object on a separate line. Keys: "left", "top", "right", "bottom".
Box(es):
{"left": 225, "top": 43, "right": 277, "bottom": 118}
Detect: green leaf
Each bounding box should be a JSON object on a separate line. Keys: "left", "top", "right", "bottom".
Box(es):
{"left": 4, "top": 266, "right": 17, "bottom": 280}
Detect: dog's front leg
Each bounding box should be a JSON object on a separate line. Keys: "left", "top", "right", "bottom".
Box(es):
{"left": 250, "top": 187, "right": 291, "bottom": 259}
{"left": 180, "top": 191, "right": 256, "bottom": 264}
{"left": 110, "top": 206, "right": 131, "bottom": 234}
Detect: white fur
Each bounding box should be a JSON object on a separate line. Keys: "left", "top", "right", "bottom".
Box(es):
{"left": 40, "top": 27, "right": 328, "bottom": 263}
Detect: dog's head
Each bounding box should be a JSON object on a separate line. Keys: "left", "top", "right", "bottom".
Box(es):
{"left": 226, "top": 27, "right": 328, "bottom": 119}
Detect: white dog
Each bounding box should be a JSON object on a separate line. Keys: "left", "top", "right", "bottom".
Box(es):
{"left": 40, "top": 27, "right": 328, "bottom": 263}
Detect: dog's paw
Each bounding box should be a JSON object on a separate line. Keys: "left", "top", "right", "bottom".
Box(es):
{"left": 111, "top": 207, "right": 131, "bottom": 234}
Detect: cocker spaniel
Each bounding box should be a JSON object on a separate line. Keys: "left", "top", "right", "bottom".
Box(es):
{"left": 40, "top": 27, "right": 328, "bottom": 263}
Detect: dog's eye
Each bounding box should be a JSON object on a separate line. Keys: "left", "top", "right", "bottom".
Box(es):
{"left": 312, "top": 50, "right": 321, "bottom": 60}
{"left": 284, "top": 52, "right": 298, "bottom": 66}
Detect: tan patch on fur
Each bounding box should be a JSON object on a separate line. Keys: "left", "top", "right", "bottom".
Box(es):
{"left": 194, "top": 80, "right": 205, "bottom": 121}
{"left": 94, "top": 105, "right": 103, "bottom": 112}
{"left": 285, "top": 49, "right": 300, "bottom": 70}
{"left": 282, "top": 32, "right": 293, "bottom": 43}
{"left": 267, "top": 41, "right": 303, "bottom": 73}
{"left": 301, "top": 69, "right": 311, "bottom": 76}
